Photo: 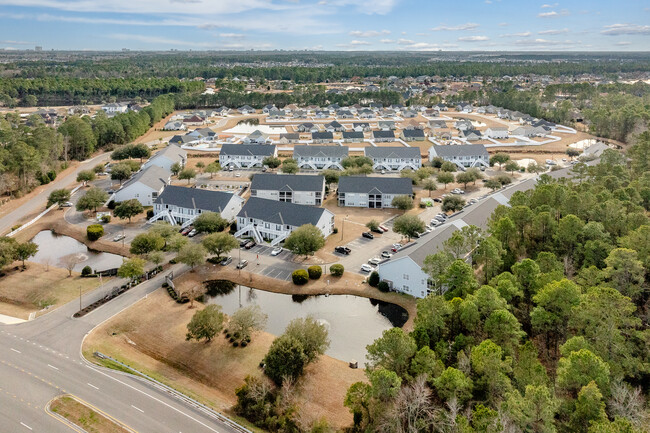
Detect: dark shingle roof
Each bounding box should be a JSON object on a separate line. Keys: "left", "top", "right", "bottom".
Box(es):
{"left": 220, "top": 143, "right": 276, "bottom": 157}
{"left": 311, "top": 131, "right": 334, "bottom": 140}
{"left": 121, "top": 165, "right": 169, "bottom": 191}
{"left": 342, "top": 131, "right": 364, "bottom": 139}
{"left": 238, "top": 197, "right": 330, "bottom": 227}
{"left": 154, "top": 185, "right": 241, "bottom": 213}
{"left": 338, "top": 176, "right": 413, "bottom": 195}
{"left": 429, "top": 144, "right": 488, "bottom": 158}
{"left": 372, "top": 130, "right": 395, "bottom": 139}
{"left": 250, "top": 174, "right": 324, "bottom": 192}
{"left": 402, "top": 129, "right": 425, "bottom": 139}
{"left": 365, "top": 146, "right": 421, "bottom": 159}
{"left": 293, "top": 145, "right": 349, "bottom": 158}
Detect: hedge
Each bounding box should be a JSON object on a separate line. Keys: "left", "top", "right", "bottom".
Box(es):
{"left": 378, "top": 281, "right": 390, "bottom": 292}
{"left": 368, "top": 271, "right": 380, "bottom": 287}
{"left": 292, "top": 269, "right": 309, "bottom": 285}
{"left": 87, "top": 224, "right": 104, "bottom": 241}
{"left": 330, "top": 264, "right": 344, "bottom": 277}
{"left": 307, "top": 265, "right": 322, "bottom": 280}
{"left": 81, "top": 265, "right": 93, "bottom": 276}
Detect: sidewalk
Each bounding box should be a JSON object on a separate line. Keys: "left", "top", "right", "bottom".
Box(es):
{"left": 0, "top": 313, "right": 26, "bottom": 325}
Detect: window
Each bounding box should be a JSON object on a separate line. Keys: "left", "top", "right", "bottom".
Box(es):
{"left": 403, "top": 274, "right": 409, "bottom": 280}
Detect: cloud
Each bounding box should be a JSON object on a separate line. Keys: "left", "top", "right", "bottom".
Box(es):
{"left": 432, "top": 22, "right": 479, "bottom": 31}
{"left": 458, "top": 35, "right": 489, "bottom": 41}
{"left": 349, "top": 29, "right": 390, "bottom": 37}
{"left": 615, "top": 41, "right": 631, "bottom": 46}
{"left": 349, "top": 40, "right": 371, "bottom": 45}
{"left": 538, "top": 9, "right": 569, "bottom": 18}
{"left": 500, "top": 31, "right": 532, "bottom": 37}
{"left": 538, "top": 28, "right": 569, "bottom": 34}
{"left": 498, "top": 22, "right": 509, "bottom": 27}
{"left": 397, "top": 38, "right": 415, "bottom": 45}
{"left": 109, "top": 33, "right": 271, "bottom": 49}
{"left": 219, "top": 33, "right": 244, "bottom": 39}
{"left": 513, "top": 38, "right": 574, "bottom": 47}
{"left": 380, "top": 39, "right": 394, "bottom": 43}
{"left": 540, "top": 3, "right": 558, "bottom": 8}
{"left": 319, "top": 0, "right": 400, "bottom": 14}
{"left": 601, "top": 23, "right": 650, "bottom": 35}
{"left": 0, "top": 39, "right": 32, "bottom": 45}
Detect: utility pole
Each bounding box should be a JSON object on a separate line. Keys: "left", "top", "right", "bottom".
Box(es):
{"left": 79, "top": 286, "right": 82, "bottom": 311}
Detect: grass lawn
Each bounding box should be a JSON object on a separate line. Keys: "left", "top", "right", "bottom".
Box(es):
{"left": 49, "top": 395, "right": 131, "bottom": 433}
{"left": 82, "top": 289, "right": 365, "bottom": 429}
{"left": 0, "top": 262, "right": 110, "bottom": 319}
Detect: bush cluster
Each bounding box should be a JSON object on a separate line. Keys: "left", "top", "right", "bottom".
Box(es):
{"left": 330, "top": 263, "right": 344, "bottom": 276}
{"left": 86, "top": 224, "right": 104, "bottom": 241}
{"left": 291, "top": 269, "right": 309, "bottom": 285}
{"left": 307, "top": 265, "right": 322, "bottom": 280}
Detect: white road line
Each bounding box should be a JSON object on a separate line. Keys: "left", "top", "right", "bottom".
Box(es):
{"left": 10, "top": 348, "right": 21, "bottom": 354}
{"left": 48, "top": 364, "right": 59, "bottom": 370}
{"left": 20, "top": 422, "right": 32, "bottom": 430}
{"left": 87, "top": 383, "right": 99, "bottom": 390}
{"left": 131, "top": 405, "right": 144, "bottom": 413}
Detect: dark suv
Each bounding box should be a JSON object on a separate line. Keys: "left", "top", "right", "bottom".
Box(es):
{"left": 362, "top": 232, "right": 374, "bottom": 239}
{"left": 335, "top": 246, "right": 352, "bottom": 255}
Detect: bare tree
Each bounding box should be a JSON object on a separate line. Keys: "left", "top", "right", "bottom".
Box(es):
{"left": 379, "top": 376, "right": 434, "bottom": 433}
{"left": 43, "top": 257, "right": 51, "bottom": 272}
{"left": 59, "top": 253, "right": 83, "bottom": 277}
{"left": 608, "top": 381, "right": 647, "bottom": 427}
{"left": 182, "top": 284, "right": 206, "bottom": 309}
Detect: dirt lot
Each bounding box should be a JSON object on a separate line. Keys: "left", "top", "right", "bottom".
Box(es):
{"left": 49, "top": 395, "right": 130, "bottom": 433}
{"left": 0, "top": 262, "right": 109, "bottom": 319}
{"left": 83, "top": 289, "right": 366, "bottom": 429}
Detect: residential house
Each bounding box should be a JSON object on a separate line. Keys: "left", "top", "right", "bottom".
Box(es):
{"left": 314, "top": 110, "right": 330, "bottom": 119}
{"left": 378, "top": 120, "right": 396, "bottom": 131}
{"left": 454, "top": 119, "right": 473, "bottom": 131}
{"left": 372, "top": 130, "right": 396, "bottom": 142}
{"left": 267, "top": 109, "right": 286, "bottom": 120}
{"left": 358, "top": 109, "right": 374, "bottom": 119}
{"left": 182, "top": 115, "right": 205, "bottom": 126}
{"left": 169, "top": 134, "right": 196, "bottom": 146}
{"left": 402, "top": 110, "right": 418, "bottom": 118}
{"left": 311, "top": 131, "right": 334, "bottom": 144}
{"left": 352, "top": 122, "right": 371, "bottom": 132}
{"left": 243, "top": 130, "right": 272, "bottom": 145}
{"left": 297, "top": 123, "right": 319, "bottom": 133}
{"left": 278, "top": 133, "right": 300, "bottom": 144}
{"left": 293, "top": 145, "right": 349, "bottom": 170}
{"left": 143, "top": 144, "right": 187, "bottom": 172}
{"left": 235, "top": 197, "right": 335, "bottom": 245}
{"left": 325, "top": 121, "right": 345, "bottom": 132}
{"left": 163, "top": 121, "right": 187, "bottom": 131}
{"left": 101, "top": 102, "right": 129, "bottom": 115}
{"left": 428, "top": 144, "right": 489, "bottom": 169}
{"left": 214, "top": 106, "right": 230, "bottom": 116}
{"left": 435, "top": 103, "right": 448, "bottom": 111}
{"left": 292, "top": 110, "right": 308, "bottom": 119}
{"left": 113, "top": 165, "right": 169, "bottom": 206}
{"left": 336, "top": 109, "right": 354, "bottom": 119}
{"left": 219, "top": 144, "right": 277, "bottom": 169}
{"left": 262, "top": 104, "right": 277, "bottom": 113}
{"left": 238, "top": 105, "right": 256, "bottom": 115}
{"left": 485, "top": 127, "right": 509, "bottom": 139}
{"left": 250, "top": 174, "right": 325, "bottom": 206}
{"left": 428, "top": 120, "right": 447, "bottom": 129}
{"left": 461, "top": 129, "right": 482, "bottom": 141}
{"left": 401, "top": 129, "right": 426, "bottom": 142}
{"left": 342, "top": 131, "right": 364, "bottom": 143}
{"left": 152, "top": 185, "right": 244, "bottom": 226}
{"left": 512, "top": 126, "right": 548, "bottom": 138}
{"left": 337, "top": 176, "right": 413, "bottom": 208}
{"left": 365, "top": 146, "right": 422, "bottom": 171}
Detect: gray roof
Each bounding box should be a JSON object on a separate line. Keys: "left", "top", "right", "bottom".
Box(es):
{"left": 154, "top": 185, "right": 241, "bottom": 213}
{"left": 338, "top": 176, "right": 413, "bottom": 195}
{"left": 238, "top": 197, "right": 330, "bottom": 227}
{"left": 250, "top": 174, "right": 325, "bottom": 192}
{"left": 342, "top": 131, "right": 364, "bottom": 139}
{"left": 365, "top": 146, "right": 420, "bottom": 159}
{"left": 402, "top": 129, "right": 425, "bottom": 139}
{"left": 150, "top": 144, "right": 187, "bottom": 164}
{"left": 429, "top": 144, "right": 488, "bottom": 158}
{"left": 121, "top": 165, "right": 169, "bottom": 191}
{"left": 293, "top": 145, "right": 349, "bottom": 158}
{"left": 372, "top": 130, "right": 396, "bottom": 139}
{"left": 220, "top": 143, "right": 276, "bottom": 157}
{"left": 169, "top": 135, "right": 195, "bottom": 145}
{"left": 280, "top": 133, "right": 300, "bottom": 140}
{"left": 312, "top": 131, "right": 334, "bottom": 140}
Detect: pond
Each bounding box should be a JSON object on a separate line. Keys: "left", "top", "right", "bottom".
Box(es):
{"left": 204, "top": 280, "right": 408, "bottom": 364}
{"left": 30, "top": 230, "right": 124, "bottom": 273}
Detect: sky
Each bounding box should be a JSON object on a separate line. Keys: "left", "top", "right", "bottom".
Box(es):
{"left": 0, "top": 0, "right": 649, "bottom": 51}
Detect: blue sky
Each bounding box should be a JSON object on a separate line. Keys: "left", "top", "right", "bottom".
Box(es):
{"left": 0, "top": 0, "right": 649, "bottom": 51}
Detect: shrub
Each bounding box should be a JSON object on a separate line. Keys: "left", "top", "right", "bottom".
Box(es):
{"left": 146, "top": 209, "right": 154, "bottom": 219}
{"left": 330, "top": 264, "right": 344, "bottom": 277}
{"left": 332, "top": 227, "right": 339, "bottom": 234}
{"left": 240, "top": 341, "right": 247, "bottom": 347}
{"left": 292, "top": 269, "right": 309, "bottom": 285}
{"left": 100, "top": 215, "right": 111, "bottom": 223}
{"left": 233, "top": 341, "right": 239, "bottom": 347}
{"left": 368, "top": 271, "right": 380, "bottom": 287}
{"left": 308, "top": 265, "right": 322, "bottom": 280}
{"left": 107, "top": 200, "right": 116, "bottom": 210}
{"left": 378, "top": 281, "right": 390, "bottom": 292}
{"left": 81, "top": 265, "right": 93, "bottom": 277}
{"left": 86, "top": 224, "right": 104, "bottom": 241}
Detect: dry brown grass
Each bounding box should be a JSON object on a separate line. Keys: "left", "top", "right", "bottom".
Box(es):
{"left": 49, "top": 395, "right": 131, "bottom": 433}
{"left": 83, "top": 289, "right": 367, "bottom": 428}
{"left": 0, "top": 262, "right": 109, "bottom": 319}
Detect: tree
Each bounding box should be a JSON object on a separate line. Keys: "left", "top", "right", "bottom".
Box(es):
{"left": 442, "top": 195, "right": 465, "bottom": 212}
{"left": 229, "top": 305, "right": 268, "bottom": 340}
{"left": 423, "top": 251, "right": 455, "bottom": 294}
{"left": 603, "top": 248, "right": 645, "bottom": 302}
{"left": 76, "top": 187, "right": 108, "bottom": 213}
{"left": 185, "top": 305, "right": 225, "bottom": 342}
{"left": 505, "top": 161, "right": 520, "bottom": 174}
{"left": 110, "top": 163, "right": 132, "bottom": 185}
{"left": 15, "top": 242, "right": 38, "bottom": 268}
{"left": 392, "top": 214, "right": 425, "bottom": 241}
{"left": 130, "top": 143, "right": 151, "bottom": 162}
{"left": 202, "top": 232, "right": 238, "bottom": 259}
{"left": 0, "top": 237, "right": 18, "bottom": 270}
{"left": 566, "top": 147, "right": 582, "bottom": 158}
{"left": 59, "top": 253, "right": 83, "bottom": 277}
{"left": 263, "top": 335, "right": 308, "bottom": 385}
{"left": 113, "top": 199, "right": 143, "bottom": 223}
{"left": 284, "top": 224, "right": 325, "bottom": 257}
{"left": 366, "top": 328, "right": 416, "bottom": 378}
{"left": 437, "top": 172, "right": 454, "bottom": 189}
{"left": 262, "top": 156, "right": 281, "bottom": 168}
{"left": 205, "top": 162, "right": 221, "bottom": 178}
{"left": 434, "top": 367, "right": 473, "bottom": 404}
{"left": 130, "top": 232, "right": 164, "bottom": 255}
{"left": 366, "top": 219, "right": 380, "bottom": 232}
{"left": 149, "top": 222, "right": 176, "bottom": 247}
{"left": 470, "top": 339, "right": 512, "bottom": 403}
{"left": 368, "top": 368, "right": 402, "bottom": 402}
{"left": 490, "top": 152, "right": 510, "bottom": 169}
{"left": 391, "top": 195, "right": 414, "bottom": 211}
{"left": 284, "top": 316, "right": 330, "bottom": 363}
{"left": 330, "top": 263, "right": 344, "bottom": 276}
{"left": 503, "top": 385, "right": 558, "bottom": 433}
{"left": 527, "top": 162, "right": 546, "bottom": 174}
{"left": 556, "top": 349, "right": 610, "bottom": 397}
{"left": 475, "top": 236, "right": 504, "bottom": 284}
{"left": 485, "top": 178, "right": 502, "bottom": 191}
{"left": 76, "top": 170, "right": 95, "bottom": 185}
{"left": 178, "top": 168, "right": 196, "bottom": 184}
{"left": 59, "top": 116, "right": 96, "bottom": 160}
{"left": 443, "top": 260, "right": 478, "bottom": 299}
{"left": 117, "top": 257, "right": 145, "bottom": 281}
{"left": 454, "top": 172, "right": 473, "bottom": 190}
{"left": 176, "top": 243, "right": 206, "bottom": 270}
{"left": 440, "top": 161, "right": 457, "bottom": 172}
{"left": 573, "top": 381, "right": 607, "bottom": 430}
{"left": 47, "top": 189, "right": 71, "bottom": 207}
{"left": 166, "top": 233, "right": 188, "bottom": 252}
{"left": 147, "top": 250, "right": 165, "bottom": 267}
{"left": 170, "top": 162, "right": 182, "bottom": 176}
{"left": 422, "top": 178, "right": 437, "bottom": 196}
{"left": 281, "top": 160, "right": 299, "bottom": 174}
{"left": 193, "top": 211, "right": 229, "bottom": 233}
{"left": 322, "top": 169, "right": 340, "bottom": 186}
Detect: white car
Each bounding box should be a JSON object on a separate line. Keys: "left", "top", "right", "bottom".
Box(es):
{"left": 360, "top": 264, "right": 373, "bottom": 273}
{"left": 112, "top": 234, "right": 126, "bottom": 242}
{"left": 368, "top": 257, "right": 381, "bottom": 266}
{"left": 271, "top": 247, "right": 283, "bottom": 256}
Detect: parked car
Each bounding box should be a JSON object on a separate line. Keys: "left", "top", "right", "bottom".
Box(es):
{"left": 239, "top": 239, "right": 249, "bottom": 247}
{"left": 271, "top": 247, "right": 283, "bottom": 256}
{"left": 60, "top": 201, "right": 73, "bottom": 207}
{"left": 371, "top": 227, "right": 384, "bottom": 234}
{"left": 433, "top": 197, "right": 442, "bottom": 203}
{"left": 181, "top": 227, "right": 192, "bottom": 236}
{"left": 220, "top": 256, "right": 232, "bottom": 266}
{"left": 431, "top": 219, "right": 442, "bottom": 227}
{"left": 236, "top": 260, "right": 249, "bottom": 269}
{"left": 360, "top": 264, "right": 373, "bottom": 273}
{"left": 112, "top": 234, "right": 126, "bottom": 242}
{"left": 244, "top": 240, "right": 256, "bottom": 249}
{"left": 381, "top": 251, "right": 392, "bottom": 259}
{"left": 362, "top": 232, "right": 374, "bottom": 239}
{"left": 368, "top": 257, "right": 381, "bottom": 266}
{"left": 379, "top": 225, "right": 389, "bottom": 232}
{"left": 187, "top": 229, "right": 197, "bottom": 237}
{"left": 335, "top": 246, "right": 351, "bottom": 255}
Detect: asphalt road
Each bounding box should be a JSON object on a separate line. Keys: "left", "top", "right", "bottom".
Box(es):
{"left": 0, "top": 264, "right": 247, "bottom": 433}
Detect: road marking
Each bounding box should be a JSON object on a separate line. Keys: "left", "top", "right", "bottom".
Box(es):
{"left": 131, "top": 405, "right": 144, "bottom": 413}
{"left": 10, "top": 348, "right": 21, "bottom": 354}
{"left": 20, "top": 422, "right": 32, "bottom": 430}
{"left": 87, "top": 383, "right": 99, "bottom": 390}
{"left": 47, "top": 364, "right": 59, "bottom": 371}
